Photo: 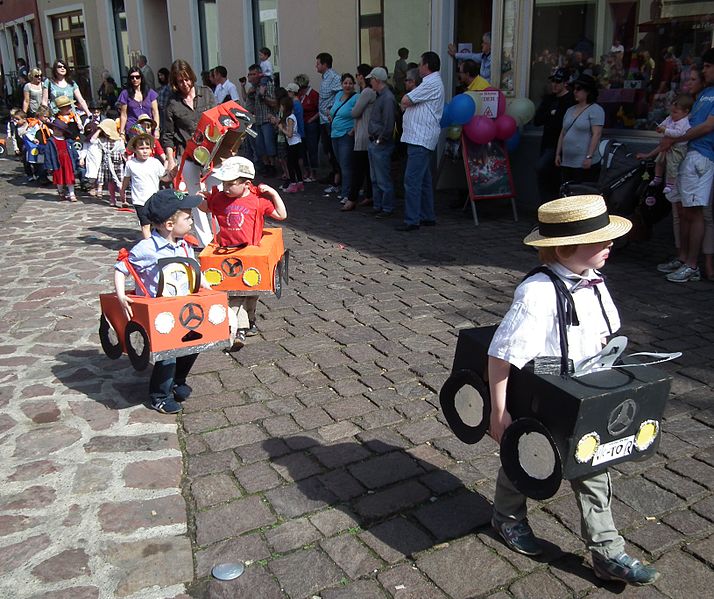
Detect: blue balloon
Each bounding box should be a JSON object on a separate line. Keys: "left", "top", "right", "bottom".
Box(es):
{"left": 505, "top": 129, "right": 521, "bottom": 153}
{"left": 450, "top": 94, "right": 476, "bottom": 126}
{"left": 440, "top": 103, "right": 452, "bottom": 128}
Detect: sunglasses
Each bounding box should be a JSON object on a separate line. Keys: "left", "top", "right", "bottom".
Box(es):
{"left": 57, "top": 65, "right": 66, "bottom": 69}
{"left": 129, "top": 74, "right": 141, "bottom": 80}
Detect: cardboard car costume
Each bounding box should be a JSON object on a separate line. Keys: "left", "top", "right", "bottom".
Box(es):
{"left": 439, "top": 326, "right": 673, "bottom": 500}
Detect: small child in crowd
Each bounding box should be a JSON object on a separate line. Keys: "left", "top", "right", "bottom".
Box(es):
{"left": 6, "top": 108, "right": 22, "bottom": 155}
{"left": 199, "top": 156, "right": 287, "bottom": 348}
{"left": 258, "top": 47, "right": 273, "bottom": 89}
{"left": 45, "top": 119, "right": 79, "bottom": 202}
{"left": 23, "top": 107, "right": 51, "bottom": 182}
{"left": 93, "top": 118, "right": 126, "bottom": 206}
{"left": 121, "top": 133, "right": 172, "bottom": 239}
{"left": 54, "top": 95, "right": 82, "bottom": 141}
{"left": 275, "top": 95, "right": 304, "bottom": 193}
{"left": 127, "top": 114, "right": 166, "bottom": 164}
{"left": 638, "top": 94, "right": 693, "bottom": 198}
{"left": 114, "top": 189, "right": 207, "bottom": 414}
{"left": 487, "top": 195, "right": 660, "bottom": 586}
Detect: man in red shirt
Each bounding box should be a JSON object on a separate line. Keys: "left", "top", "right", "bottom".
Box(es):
{"left": 200, "top": 156, "right": 287, "bottom": 346}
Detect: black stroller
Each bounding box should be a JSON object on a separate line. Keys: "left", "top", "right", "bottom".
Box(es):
{"left": 560, "top": 140, "right": 670, "bottom": 239}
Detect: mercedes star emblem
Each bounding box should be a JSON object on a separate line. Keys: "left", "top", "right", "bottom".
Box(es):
{"left": 179, "top": 303, "right": 204, "bottom": 330}
{"left": 607, "top": 398, "right": 637, "bottom": 436}
{"left": 221, "top": 257, "right": 243, "bottom": 277}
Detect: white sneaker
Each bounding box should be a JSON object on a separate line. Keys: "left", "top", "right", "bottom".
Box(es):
{"left": 324, "top": 185, "right": 339, "bottom": 194}
{"left": 666, "top": 264, "right": 701, "bottom": 283}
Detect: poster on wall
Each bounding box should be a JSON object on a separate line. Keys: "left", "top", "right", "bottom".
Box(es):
{"left": 461, "top": 137, "right": 515, "bottom": 201}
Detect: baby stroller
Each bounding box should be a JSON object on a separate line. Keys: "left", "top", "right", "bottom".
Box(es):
{"left": 560, "top": 140, "right": 668, "bottom": 240}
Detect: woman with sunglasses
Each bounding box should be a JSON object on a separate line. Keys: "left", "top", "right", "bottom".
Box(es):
{"left": 555, "top": 73, "right": 604, "bottom": 185}
{"left": 118, "top": 67, "right": 160, "bottom": 141}
{"left": 22, "top": 68, "right": 44, "bottom": 116}
{"left": 41, "top": 59, "right": 91, "bottom": 116}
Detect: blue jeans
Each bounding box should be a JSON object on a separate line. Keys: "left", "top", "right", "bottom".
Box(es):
{"left": 332, "top": 134, "right": 354, "bottom": 198}
{"left": 403, "top": 143, "right": 436, "bottom": 225}
{"left": 368, "top": 140, "right": 395, "bottom": 213}
{"left": 304, "top": 121, "right": 320, "bottom": 172}
{"left": 255, "top": 122, "right": 276, "bottom": 159}
{"left": 149, "top": 354, "right": 198, "bottom": 405}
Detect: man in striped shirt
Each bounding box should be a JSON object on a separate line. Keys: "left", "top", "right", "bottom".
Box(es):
{"left": 397, "top": 51, "right": 445, "bottom": 231}
{"left": 316, "top": 52, "right": 342, "bottom": 187}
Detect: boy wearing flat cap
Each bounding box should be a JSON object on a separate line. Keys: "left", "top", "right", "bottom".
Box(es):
{"left": 113, "top": 189, "right": 208, "bottom": 414}
{"left": 487, "top": 195, "right": 660, "bottom": 586}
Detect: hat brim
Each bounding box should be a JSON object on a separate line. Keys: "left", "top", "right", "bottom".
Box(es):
{"left": 524, "top": 215, "right": 632, "bottom": 247}
{"left": 212, "top": 169, "right": 253, "bottom": 181}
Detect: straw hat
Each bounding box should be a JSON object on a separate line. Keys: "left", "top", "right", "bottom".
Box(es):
{"left": 523, "top": 195, "right": 631, "bottom": 247}
{"left": 136, "top": 113, "right": 157, "bottom": 128}
{"left": 97, "top": 118, "right": 121, "bottom": 141}
{"left": 54, "top": 96, "right": 73, "bottom": 109}
{"left": 127, "top": 133, "right": 155, "bottom": 152}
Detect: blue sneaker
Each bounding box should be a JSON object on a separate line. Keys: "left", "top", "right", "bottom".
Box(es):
{"left": 173, "top": 383, "right": 192, "bottom": 402}
{"left": 151, "top": 397, "right": 182, "bottom": 414}
{"left": 491, "top": 517, "right": 543, "bottom": 556}
{"left": 592, "top": 553, "right": 660, "bottom": 586}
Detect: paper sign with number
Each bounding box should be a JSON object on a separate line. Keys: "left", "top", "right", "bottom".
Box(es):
{"left": 477, "top": 91, "right": 499, "bottom": 119}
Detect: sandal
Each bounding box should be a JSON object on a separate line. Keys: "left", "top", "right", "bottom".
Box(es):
{"left": 67, "top": 195, "right": 78, "bottom": 203}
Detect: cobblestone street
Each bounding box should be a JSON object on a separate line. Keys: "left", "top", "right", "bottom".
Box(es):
{"left": 1, "top": 156, "right": 713, "bottom": 598}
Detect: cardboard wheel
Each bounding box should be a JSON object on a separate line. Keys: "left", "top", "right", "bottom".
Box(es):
{"left": 124, "top": 321, "right": 150, "bottom": 371}
{"left": 439, "top": 369, "right": 490, "bottom": 444}
{"left": 99, "top": 315, "right": 123, "bottom": 359}
{"left": 274, "top": 260, "right": 283, "bottom": 299}
{"left": 501, "top": 417, "right": 563, "bottom": 500}
{"left": 282, "top": 250, "right": 290, "bottom": 285}
{"left": 0, "top": 144, "right": 6, "bottom": 157}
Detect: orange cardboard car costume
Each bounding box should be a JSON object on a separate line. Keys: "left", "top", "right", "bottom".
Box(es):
{"left": 173, "top": 100, "right": 256, "bottom": 189}
{"left": 99, "top": 251, "right": 231, "bottom": 371}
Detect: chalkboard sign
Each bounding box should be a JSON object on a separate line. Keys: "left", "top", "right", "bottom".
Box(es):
{"left": 461, "top": 136, "right": 516, "bottom": 201}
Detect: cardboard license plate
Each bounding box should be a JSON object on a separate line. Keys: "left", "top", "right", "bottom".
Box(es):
{"left": 592, "top": 435, "right": 634, "bottom": 466}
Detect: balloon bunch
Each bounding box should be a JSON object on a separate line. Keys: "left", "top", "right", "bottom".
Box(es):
{"left": 441, "top": 89, "right": 536, "bottom": 153}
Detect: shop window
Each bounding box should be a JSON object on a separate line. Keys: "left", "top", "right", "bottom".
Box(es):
{"left": 111, "top": 0, "right": 129, "bottom": 82}
{"left": 198, "top": 0, "right": 219, "bottom": 72}
{"left": 359, "top": 0, "right": 430, "bottom": 76}
{"left": 528, "top": 0, "right": 714, "bottom": 130}
{"left": 51, "top": 11, "right": 91, "bottom": 101}
{"left": 252, "top": 0, "right": 279, "bottom": 83}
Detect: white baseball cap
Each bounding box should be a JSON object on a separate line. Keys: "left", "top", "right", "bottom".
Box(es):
{"left": 366, "top": 67, "right": 388, "bottom": 82}
{"left": 212, "top": 156, "right": 255, "bottom": 181}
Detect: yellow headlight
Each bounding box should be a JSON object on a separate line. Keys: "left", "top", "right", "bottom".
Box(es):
{"left": 242, "top": 268, "right": 261, "bottom": 287}
{"left": 575, "top": 432, "right": 600, "bottom": 464}
{"left": 634, "top": 420, "right": 659, "bottom": 451}
{"left": 193, "top": 145, "right": 211, "bottom": 166}
{"left": 204, "top": 268, "right": 223, "bottom": 286}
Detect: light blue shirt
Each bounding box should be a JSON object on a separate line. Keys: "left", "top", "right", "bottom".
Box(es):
{"left": 689, "top": 86, "right": 714, "bottom": 161}
{"left": 330, "top": 92, "right": 359, "bottom": 138}
{"left": 115, "top": 231, "right": 194, "bottom": 297}
{"left": 319, "top": 68, "right": 342, "bottom": 125}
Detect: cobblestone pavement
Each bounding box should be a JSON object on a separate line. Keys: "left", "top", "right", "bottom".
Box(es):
{"left": 1, "top": 155, "right": 713, "bottom": 599}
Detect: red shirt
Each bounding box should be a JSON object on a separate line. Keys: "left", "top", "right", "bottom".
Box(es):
{"left": 300, "top": 88, "right": 319, "bottom": 123}
{"left": 207, "top": 187, "right": 275, "bottom": 246}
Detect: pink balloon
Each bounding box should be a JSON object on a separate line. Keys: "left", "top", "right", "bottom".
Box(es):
{"left": 485, "top": 87, "right": 506, "bottom": 117}
{"left": 494, "top": 114, "right": 518, "bottom": 140}
{"left": 463, "top": 115, "right": 497, "bottom": 145}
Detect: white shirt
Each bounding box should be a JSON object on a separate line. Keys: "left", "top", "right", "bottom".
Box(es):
{"left": 124, "top": 156, "right": 166, "bottom": 206}
{"left": 401, "top": 71, "right": 444, "bottom": 150}
{"left": 214, "top": 78, "right": 239, "bottom": 104}
{"left": 260, "top": 59, "right": 273, "bottom": 77}
{"left": 488, "top": 262, "right": 620, "bottom": 369}
{"left": 286, "top": 114, "right": 301, "bottom": 145}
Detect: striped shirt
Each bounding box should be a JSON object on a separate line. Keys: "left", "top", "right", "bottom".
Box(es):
{"left": 401, "top": 71, "right": 445, "bottom": 150}
{"left": 319, "top": 68, "right": 342, "bottom": 125}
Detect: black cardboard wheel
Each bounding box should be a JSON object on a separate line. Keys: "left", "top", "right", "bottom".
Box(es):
{"left": 439, "top": 369, "right": 490, "bottom": 444}
{"left": 99, "top": 315, "right": 123, "bottom": 359}
{"left": 282, "top": 250, "right": 290, "bottom": 285}
{"left": 273, "top": 260, "right": 283, "bottom": 299}
{"left": 501, "top": 417, "right": 563, "bottom": 500}
{"left": 124, "top": 321, "right": 150, "bottom": 371}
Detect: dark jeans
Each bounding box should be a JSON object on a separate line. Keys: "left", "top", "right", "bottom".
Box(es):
{"left": 304, "top": 121, "right": 320, "bottom": 172}
{"left": 149, "top": 354, "right": 199, "bottom": 405}
{"left": 287, "top": 142, "right": 303, "bottom": 182}
{"left": 320, "top": 123, "right": 339, "bottom": 176}
{"left": 537, "top": 147, "right": 560, "bottom": 205}
{"left": 348, "top": 150, "right": 372, "bottom": 202}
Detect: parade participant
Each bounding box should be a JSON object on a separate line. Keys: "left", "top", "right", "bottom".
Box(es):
{"left": 41, "top": 59, "right": 91, "bottom": 116}
{"left": 53, "top": 96, "right": 82, "bottom": 140}
{"left": 93, "top": 118, "right": 126, "bottom": 207}
{"left": 199, "top": 157, "right": 287, "bottom": 347}
{"left": 45, "top": 119, "right": 79, "bottom": 202}
{"left": 121, "top": 134, "right": 172, "bottom": 239}
{"left": 118, "top": 66, "right": 160, "bottom": 141}
{"left": 487, "top": 195, "right": 660, "bottom": 586}
{"left": 114, "top": 189, "right": 207, "bottom": 414}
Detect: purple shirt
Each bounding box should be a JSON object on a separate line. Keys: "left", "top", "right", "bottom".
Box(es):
{"left": 117, "top": 88, "right": 158, "bottom": 131}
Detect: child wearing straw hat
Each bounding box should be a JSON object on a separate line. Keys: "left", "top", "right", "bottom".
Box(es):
{"left": 487, "top": 195, "right": 660, "bottom": 586}
{"left": 91, "top": 118, "right": 126, "bottom": 206}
